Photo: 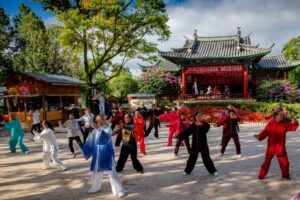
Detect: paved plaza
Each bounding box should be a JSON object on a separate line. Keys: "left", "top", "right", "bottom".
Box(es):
{"left": 0, "top": 124, "right": 300, "bottom": 200}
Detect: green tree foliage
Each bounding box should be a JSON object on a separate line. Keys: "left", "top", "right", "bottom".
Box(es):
{"left": 12, "top": 4, "right": 81, "bottom": 76}
{"left": 33, "top": 0, "right": 170, "bottom": 107}
{"left": 108, "top": 71, "right": 138, "bottom": 103}
{"left": 282, "top": 36, "right": 300, "bottom": 87}
{"left": 0, "top": 7, "right": 13, "bottom": 81}
{"left": 282, "top": 36, "right": 300, "bottom": 61}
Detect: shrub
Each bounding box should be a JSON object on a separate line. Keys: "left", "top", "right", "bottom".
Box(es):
{"left": 257, "top": 80, "right": 300, "bottom": 103}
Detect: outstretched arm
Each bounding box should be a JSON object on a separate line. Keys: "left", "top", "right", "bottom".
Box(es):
{"left": 254, "top": 123, "right": 271, "bottom": 141}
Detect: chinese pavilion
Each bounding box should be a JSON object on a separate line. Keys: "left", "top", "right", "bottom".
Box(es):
{"left": 156, "top": 27, "right": 300, "bottom": 99}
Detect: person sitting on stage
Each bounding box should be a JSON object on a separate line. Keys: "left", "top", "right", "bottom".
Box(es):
{"left": 254, "top": 109, "right": 298, "bottom": 180}
{"left": 206, "top": 85, "right": 213, "bottom": 96}
{"left": 224, "top": 85, "right": 230, "bottom": 98}
{"left": 213, "top": 86, "right": 219, "bottom": 95}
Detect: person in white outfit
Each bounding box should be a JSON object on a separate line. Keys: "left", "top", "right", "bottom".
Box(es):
{"left": 74, "top": 114, "right": 125, "bottom": 197}
{"left": 33, "top": 120, "right": 67, "bottom": 171}
{"left": 78, "top": 108, "right": 94, "bottom": 143}
{"left": 31, "top": 108, "right": 41, "bottom": 135}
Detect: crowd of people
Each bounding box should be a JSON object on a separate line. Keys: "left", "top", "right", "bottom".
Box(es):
{"left": 0, "top": 101, "right": 299, "bottom": 198}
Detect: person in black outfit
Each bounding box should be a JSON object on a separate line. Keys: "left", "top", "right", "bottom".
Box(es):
{"left": 136, "top": 102, "right": 148, "bottom": 132}
{"left": 106, "top": 102, "right": 119, "bottom": 130}
{"left": 145, "top": 104, "right": 163, "bottom": 139}
{"left": 177, "top": 111, "right": 218, "bottom": 176}
{"left": 113, "top": 114, "right": 144, "bottom": 174}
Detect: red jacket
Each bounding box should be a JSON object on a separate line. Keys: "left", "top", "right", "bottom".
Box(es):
{"left": 173, "top": 119, "right": 190, "bottom": 135}
{"left": 258, "top": 120, "right": 299, "bottom": 155}
{"left": 159, "top": 112, "right": 180, "bottom": 129}
{"left": 134, "top": 116, "right": 144, "bottom": 136}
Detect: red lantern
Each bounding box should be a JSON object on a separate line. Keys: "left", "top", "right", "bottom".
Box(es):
{"left": 18, "top": 83, "right": 30, "bottom": 95}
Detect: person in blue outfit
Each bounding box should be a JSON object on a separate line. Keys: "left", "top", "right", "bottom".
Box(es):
{"left": 1, "top": 113, "right": 29, "bottom": 154}
{"left": 74, "top": 114, "right": 125, "bottom": 197}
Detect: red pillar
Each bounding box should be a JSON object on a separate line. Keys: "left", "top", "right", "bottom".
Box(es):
{"left": 243, "top": 67, "right": 248, "bottom": 98}
{"left": 181, "top": 70, "right": 186, "bottom": 95}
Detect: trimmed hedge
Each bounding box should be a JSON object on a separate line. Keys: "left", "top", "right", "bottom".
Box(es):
{"left": 180, "top": 101, "right": 300, "bottom": 119}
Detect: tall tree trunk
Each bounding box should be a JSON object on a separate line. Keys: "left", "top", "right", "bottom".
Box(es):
{"left": 83, "top": 30, "right": 93, "bottom": 110}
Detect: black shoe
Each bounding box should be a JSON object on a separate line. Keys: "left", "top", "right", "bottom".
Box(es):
{"left": 282, "top": 176, "right": 291, "bottom": 180}
{"left": 140, "top": 170, "right": 144, "bottom": 174}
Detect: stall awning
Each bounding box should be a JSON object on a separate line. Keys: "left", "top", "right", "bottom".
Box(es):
{"left": 4, "top": 94, "right": 41, "bottom": 98}
{"left": 45, "top": 94, "right": 81, "bottom": 97}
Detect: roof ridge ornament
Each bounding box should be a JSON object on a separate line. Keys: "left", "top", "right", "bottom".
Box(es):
{"left": 236, "top": 26, "right": 242, "bottom": 51}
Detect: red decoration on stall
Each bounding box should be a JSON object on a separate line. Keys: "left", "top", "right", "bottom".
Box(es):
{"left": 18, "top": 82, "right": 30, "bottom": 95}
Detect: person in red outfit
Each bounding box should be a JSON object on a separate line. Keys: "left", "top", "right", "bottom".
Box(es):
{"left": 159, "top": 107, "right": 180, "bottom": 146}
{"left": 215, "top": 109, "right": 241, "bottom": 157}
{"left": 134, "top": 111, "right": 146, "bottom": 155}
{"left": 254, "top": 109, "right": 299, "bottom": 180}
{"left": 174, "top": 112, "right": 191, "bottom": 156}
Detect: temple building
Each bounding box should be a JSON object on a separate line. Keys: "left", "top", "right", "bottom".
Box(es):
{"left": 153, "top": 28, "right": 300, "bottom": 99}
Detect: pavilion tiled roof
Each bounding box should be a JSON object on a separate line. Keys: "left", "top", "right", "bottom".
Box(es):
{"left": 139, "top": 58, "right": 180, "bottom": 72}
{"left": 160, "top": 29, "right": 273, "bottom": 60}
{"left": 255, "top": 55, "right": 300, "bottom": 70}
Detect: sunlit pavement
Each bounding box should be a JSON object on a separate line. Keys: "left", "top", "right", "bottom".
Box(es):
{"left": 0, "top": 124, "right": 300, "bottom": 200}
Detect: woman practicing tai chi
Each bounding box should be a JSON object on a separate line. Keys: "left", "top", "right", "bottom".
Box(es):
{"left": 215, "top": 109, "right": 241, "bottom": 157}
{"left": 177, "top": 112, "right": 218, "bottom": 176}
{"left": 254, "top": 109, "right": 298, "bottom": 180}
{"left": 74, "top": 115, "right": 125, "bottom": 197}
{"left": 33, "top": 120, "right": 67, "bottom": 171}
{"left": 114, "top": 114, "right": 144, "bottom": 174}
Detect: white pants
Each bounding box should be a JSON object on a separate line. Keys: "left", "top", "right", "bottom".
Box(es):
{"left": 89, "top": 165, "right": 124, "bottom": 195}
{"left": 43, "top": 151, "right": 66, "bottom": 170}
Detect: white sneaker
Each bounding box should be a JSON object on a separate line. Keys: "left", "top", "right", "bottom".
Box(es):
{"left": 183, "top": 172, "right": 190, "bottom": 176}
{"left": 236, "top": 154, "right": 242, "bottom": 158}
{"left": 211, "top": 172, "right": 218, "bottom": 177}
{"left": 219, "top": 153, "right": 223, "bottom": 156}
{"left": 62, "top": 167, "right": 68, "bottom": 171}
{"left": 118, "top": 191, "right": 126, "bottom": 198}
{"left": 24, "top": 150, "right": 30, "bottom": 154}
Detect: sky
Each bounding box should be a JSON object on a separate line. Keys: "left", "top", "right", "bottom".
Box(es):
{"left": 1, "top": 0, "right": 300, "bottom": 75}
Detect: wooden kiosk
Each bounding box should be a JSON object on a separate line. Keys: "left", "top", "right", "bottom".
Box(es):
{"left": 2, "top": 72, "right": 82, "bottom": 124}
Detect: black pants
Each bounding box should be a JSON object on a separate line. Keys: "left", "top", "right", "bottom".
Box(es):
{"left": 111, "top": 122, "right": 118, "bottom": 131}
{"left": 31, "top": 123, "right": 41, "bottom": 135}
{"left": 68, "top": 136, "right": 83, "bottom": 153}
{"left": 83, "top": 127, "right": 93, "bottom": 143}
{"left": 221, "top": 133, "right": 241, "bottom": 155}
{"left": 116, "top": 145, "right": 143, "bottom": 173}
{"left": 145, "top": 123, "right": 159, "bottom": 138}
{"left": 174, "top": 138, "right": 191, "bottom": 155}
{"left": 185, "top": 148, "right": 217, "bottom": 174}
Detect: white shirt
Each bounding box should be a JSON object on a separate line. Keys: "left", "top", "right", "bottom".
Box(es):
{"left": 79, "top": 113, "right": 94, "bottom": 128}
{"left": 63, "top": 119, "right": 82, "bottom": 137}
{"left": 33, "top": 111, "right": 40, "bottom": 125}
{"left": 34, "top": 128, "right": 59, "bottom": 152}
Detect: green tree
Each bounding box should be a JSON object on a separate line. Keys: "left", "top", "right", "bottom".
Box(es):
{"left": 0, "top": 7, "right": 13, "bottom": 81}
{"left": 13, "top": 4, "right": 81, "bottom": 76}
{"left": 282, "top": 37, "right": 300, "bottom": 87}
{"left": 109, "top": 71, "right": 138, "bottom": 103}
{"left": 34, "top": 0, "right": 170, "bottom": 107}
{"left": 282, "top": 36, "right": 300, "bottom": 61}
{"left": 13, "top": 3, "right": 49, "bottom": 72}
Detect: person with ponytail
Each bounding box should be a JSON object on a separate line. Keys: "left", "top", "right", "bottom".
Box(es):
{"left": 33, "top": 120, "right": 67, "bottom": 171}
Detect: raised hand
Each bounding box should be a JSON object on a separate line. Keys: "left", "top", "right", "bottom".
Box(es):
{"left": 254, "top": 134, "right": 259, "bottom": 140}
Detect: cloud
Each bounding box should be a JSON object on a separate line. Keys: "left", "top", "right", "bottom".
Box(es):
{"left": 128, "top": 0, "right": 300, "bottom": 76}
